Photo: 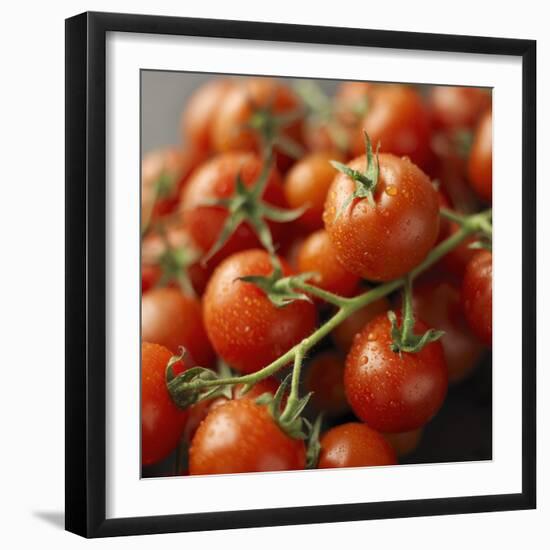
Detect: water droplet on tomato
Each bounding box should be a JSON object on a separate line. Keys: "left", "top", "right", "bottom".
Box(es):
{"left": 385, "top": 185, "right": 398, "bottom": 197}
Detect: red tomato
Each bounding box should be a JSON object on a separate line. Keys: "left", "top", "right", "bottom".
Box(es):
{"left": 318, "top": 423, "right": 397, "bottom": 468}
{"left": 211, "top": 78, "right": 303, "bottom": 171}
{"left": 331, "top": 292, "right": 390, "bottom": 352}
{"left": 467, "top": 110, "right": 492, "bottom": 202}
{"left": 383, "top": 428, "right": 423, "bottom": 458}
{"left": 462, "top": 250, "right": 492, "bottom": 347}
{"left": 324, "top": 153, "right": 440, "bottom": 281}
{"left": 352, "top": 85, "right": 432, "bottom": 169}
{"left": 430, "top": 86, "right": 491, "bottom": 131}
{"left": 438, "top": 220, "right": 478, "bottom": 278}
{"left": 142, "top": 342, "right": 189, "bottom": 466}
{"left": 142, "top": 264, "right": 161, "bottom": 294}
{"left": 344, "top": 312, "right": 448, "bottom": 432}
{"left": 410, "top": 277, "right": 484, "bottom": 382}
{"left": 180, "top": 152, "right": 286, "bottom": 267}
{"left": 297, "top": 229, "right": 360, "bottom": 298}
{"left": 181, "top": 78, "right": 233, "bottom": 154}
{"left": 189, "top": 399, "right": 306, "bottom": 474}
{"left": 203, "top": 250, "right": 317, "bottom": 374}
{"left": 335, "top": 81, "right": 374, "bottom": 126}
{"left": 304, "top": 351, "right": 349, "bottom": 417}
{"left": 284, "top": 151, "right": 343, "bottom": 230}
{"left": 141, "top": 287, "right": 215, "bottom": 367}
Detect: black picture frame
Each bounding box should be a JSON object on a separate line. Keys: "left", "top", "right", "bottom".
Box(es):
{"left": 65, "top": 11, "right": 536, "bottom": 538}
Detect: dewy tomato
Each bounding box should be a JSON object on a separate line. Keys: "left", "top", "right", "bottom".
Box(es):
{"left": 203, "top": 249, "right": 317, "bottom": 374}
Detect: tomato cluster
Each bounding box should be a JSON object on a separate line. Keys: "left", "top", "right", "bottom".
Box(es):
{"left": 141, "top": 77, "right": 493, "bottom": 477}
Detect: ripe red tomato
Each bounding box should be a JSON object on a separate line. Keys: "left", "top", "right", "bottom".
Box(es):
{"left": 203, "top": 249, "right": 317, "bottom": 374}
{"left": 352, "top": 85, "right": 432, "bottom": 169}
{"left": 284, "top": 151, "right": 343, "bottom": 230}
{"left": 462, "top": 250, "right": 492, "bottom": 347}
{"left": 304, "top": 351, "right": 349, "bottom": 417}
{"left": 430, "top": 86, "right": 491, "bottom": 131}
{"left": 334, "top": 81, "right": 374, "bottom": 126}
{"left": 189, "top": 399, "right": 306, "bottom": 474}
{"left": 324, "top": 152, "right": 440, "bottom": 281}
{"left": 344, "top": 312, "right": 448, "bottom": 432}
{"left": 142, "top": 263, "right": 161, "bottom": 294}
{"left": 142, "top": 342, "right": 189, "bottom": 466}
{"left": 211, "top": 78, "right": 303, "bottom": 171}
{"left": 297, "top": 229, "right": 360, "bottom": 298}
{"left": 180, "top": 152, "right": 286, "bottom": 267}
{"left": 331, "top": 292, "right": 390, "bottom": 352}
{"left": 141, "top": 287, "right": 215, "bottom": 367}
{"left": 181, "top": 78, "right": 233, "bottom": 154}
{"left": 383, "top": 428, "right": 423, "bottom": 458}
{"left": 467, "top": 110, "right": 492, "bottom": 202}
{"left": 318, "top": 423, "right": 397, "bottom": 468}
{"left": 411, "top": 277, "right": 484, "bottom": 382}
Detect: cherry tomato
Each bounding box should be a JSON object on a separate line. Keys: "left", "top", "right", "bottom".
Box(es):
{"left": 331, "top": 292, "right": 390, "bottom": 352}
{"left": 141, "top": 287, "right": 215, "bottom": 367}
{"left": 211, "top": 78, "right": 303, "bottom": 171}
{"left": 142, "top": 263, "right": 161, "bottom": 294}
{"left": 142, "top": 342, "right": 189, "bottom": 466}
{"left": 467, "top": 110, "right": 492, "bottom": 202}
{"left": 324, "top": 153, "right": 440, "bottom": 281}
{"left": 335, "top": 82, "right": 373, "bottom": 126}
{"left": 203, "top": 249, "right": 317, "bottom": 374}
{"left": 189, "top": 399, "right": 306, "bottom": 474}
{"left": 318, "top": 423, "right": 397, "bottom": 468}
{"left": 297, "top": 229, "right": 360, "bottom": 298}
{"left": 462, "top": 250, "right": 492, "bottom": 347}
{"left": 181, "top": 78, "right": 233, "bottom": 154}
{"left": 284, "top": 151, "right": 343, "bottom": 230}
{"left": 344, "top": 312, "right": 448, "bottom": 432}
{"left": 430, "top": 86, "right": 491, "bottom": 132}
{"left": 180, "top": 152, "right": 286, "bottom": 267}
{"left": 352, "top": 85, "right": 432, "bottom": 169}
{"left": 411, "top": 277, "right": 484, "bottom": 382}
{"left": 383, "top": 428, "right": 423, "bottom": 457}
{"left": 304, "top": 351, "right": 349, "bottom": 417}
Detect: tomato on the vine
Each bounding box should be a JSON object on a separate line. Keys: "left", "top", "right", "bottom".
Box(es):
{"left": 383, "top": 428, "right": 423, "bottom": 458}
{"left": 318, "top": 423, "right": 397, "bottom": 468}
{"left": 180, "top": 152, "right": 286, "bottom": 267}
{"left": 344, "top": 312, "right": 448, "bottom": 432}
{"left": 142, "top": 342, "right": 189, "bottom": 466}
{"left": 297, "top": 229, "right": 360, "bottom": 298}
{"left": 462, "top": 250, "right": 492, "bottom": 347}
{"left": 189, "top": 399, "right": 306, "bottom": 474}
{"left": 467, "top": 110, "right": 492, "bottom": 203}
{"left": 351, "top": 85, "right": 432, "bottom": 169}
{"left": 324, "top": 152, "right": 440, "bottom": 281}
{"left": 284, "top": 151, "right": 343, "bottom": 230}
{"left": 141, "top": 287, "right": 215, "bottom": 367}
{"left": 203, "top": 249, "right": 317, "bottom": 374}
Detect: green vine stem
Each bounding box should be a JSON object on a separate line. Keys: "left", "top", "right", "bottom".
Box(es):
{"left": 173, "top": 208, "right": 492, "bottom": 399}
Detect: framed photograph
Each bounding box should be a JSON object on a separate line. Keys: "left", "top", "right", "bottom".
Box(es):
{"left": 65, "top": 11, "right": 536, "bottom": 538}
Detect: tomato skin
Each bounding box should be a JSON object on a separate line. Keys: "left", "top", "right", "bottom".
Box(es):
{"left": 467, "top": 110, "right": 492, "bottom": 202}
{"left": 344, "top": 313, "right": 448, "bottom": 433}
{"left": 331, "top": 292, "right": 390, "bottom": 352}
{"left": 284, "top": 152, "right": 343, "bottom": 230}
{"left": 142, "top": 264, "right": 161, "bottom": 294}
{"left": 335, "top": 82, "right": 373, "bottom": 126}
{"left": 352, "top": 85, "right": 432, "bottom": 169}
{"left": 181, "top": 79, "right": 233, "bottom": 154}
{"left": 430, "top": 86, "right": 491, "bottom": 131}
{"left": 142, "top": 342, "right": 189, "bottom": 466}
{"left": 304, "top": 352, "right": 349, "bottom": 417}
{"left": 203, "top": 249, "right": 317, "bottom": 374}
{"left": 189, "top": 399, "right": 306, "bottom": 475}
{"left": 383, "top": 428, "right": 423, "bottom": 458}
{"left": 462, "top": 250, "right": 492, "bottom": 347}
{"left": 318, "top": 423, "right": 397, "bottom": 468}
{"left": 297, "top": 229, "right": 360, "bottom": 298}
{"left": 211, "top": 78, "right": 303, "bottom": 171}
{"left": 141, "top": 287, "right": 215, "bottom": 367}
{"left": 411, "top": 277, "right": 484, "bottom": 382}
{"left": 181, "top": 152, "right": 286, "bottom": 267}
{"left": 324, "top": 153, "right": 440, "bottom": 281}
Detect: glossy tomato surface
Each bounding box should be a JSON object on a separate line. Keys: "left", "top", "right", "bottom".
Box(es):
{"left": 430, "top": 86, "right": 491, "bottom": 131}
{"left": 467, "top": 110, "right": 492, "bottom": 202}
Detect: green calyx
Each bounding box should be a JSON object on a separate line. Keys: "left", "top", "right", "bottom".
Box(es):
{"left": 388, "top": 276, "right": 445, "bottom": 354}
{"left": 154, "top": 170, "right": 177, "bottom": 198}
{"left": 201, "top": 158, "right": 306, "bottom": 264}
{"left": 238, "top": 257, "right": 315, "bottom": 308}
{"left": 331, "top": 131, "right": 380, "bottom": 217}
